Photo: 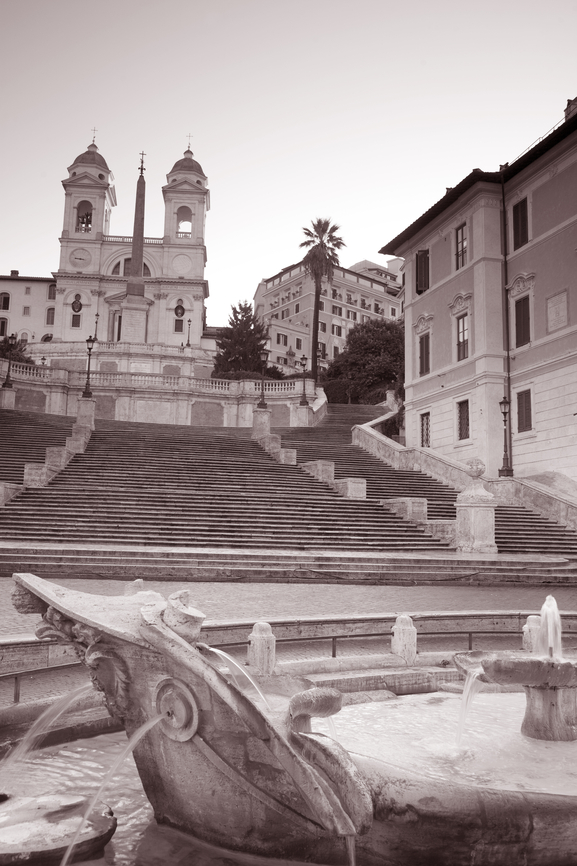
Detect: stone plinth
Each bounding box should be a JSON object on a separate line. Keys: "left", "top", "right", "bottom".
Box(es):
{"left": 252, "top": 408, "right": 271, "bottom": 439}
{"left": 0, "top": 482, "right": 22, "bottom": 506}
{"left": 385, "top": 497, "right": 428, "bottom": 523}
{"left": 257, "top": 434, "right": 281, "bottom": 457}
{"left": 0, "top": 388, "right": 15, "bottom": 409}
{"left": 334, "top": 478, "right": 366, "bottom": 499}
{"left": 76, "top": 398, "right": 96, "bottom": 431}
{"left": 523, "top": 615, "right": 542, "bottom": 651}
{"left": 391, "top": 614, "right": 417, "bottom": 664}
{"left": 23, "top": 464, "right": 51, "bottom": 487}
{"left": 426, "top": 520, "right": 456, "bottom": 545}
{"left": 45, "top": 446, "right": 73, "bottom": 473}
{"left": 247, "top": 621, "right": 276, "bottom": 675}
{"left": 119, "top": 296, "right": 150, "bottom": 343}
{"left": 277, "top": 448, "right": 297, "bottom": 465}
{"left": 300, "top": 460, "right": 335, "bottom": 485}
{"left": 455, "top": 458, "right": 497, "bottom": 553}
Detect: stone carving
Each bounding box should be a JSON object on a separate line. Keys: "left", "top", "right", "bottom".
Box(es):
{"left": 508, "top": 273, "right": 535, "bottom": 298}
{"left": 448, "top": 293, "right": 472, "bottom": 316}
{"left": 414, "top": 314, "right": 433, "bottom": 335}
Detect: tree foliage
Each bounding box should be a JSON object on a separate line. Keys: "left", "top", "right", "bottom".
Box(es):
{"left": 325, "top": 318, "right": 404, "bottom": 403}
{"left": 0, "top": 337, "right": 35, "bottom": 365}
{"left": 212, "top": 301, "right": 271, "bottom": 377}
{"left": 300, "top": 218, "right": 345, "bottom": 380}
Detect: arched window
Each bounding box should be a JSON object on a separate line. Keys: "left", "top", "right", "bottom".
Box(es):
{"left": 176, "top": 206, "right": 192, "bottom": 237}
{"left": 0, "top": 318, "right": 7, "bottom": 337}
{"left": 46, "top": 307, "right": 55, "bottom": 325}
{"left": 20, "top": 332, "right": 28, "bottom": 345}
{"left": 112, "top": 258, "right": 151, "bottom": 277}
{"left": 48, "top": 283, "right": 56, "bottom": 300}
{"left": 0, "top": 293, "right": 10, "bottom": 311}
{"left": 41, "top": 333, "right": 53, "bottom": 342}
{"left": 76, "top": 200, "right": 93, "bottom": 233}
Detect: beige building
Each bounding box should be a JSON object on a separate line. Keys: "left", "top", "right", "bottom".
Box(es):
{"left": 380, "top": 98, "right": 577, "bottom": 483}
{"left": 254, "top": 259, "right": 402, "bottom": 372}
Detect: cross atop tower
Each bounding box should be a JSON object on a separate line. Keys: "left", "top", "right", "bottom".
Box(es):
{"left": 187, "top": 133, "right": 193, "bottom": 149}
{"left": 139, "top": 151, "right": 146, "bottom": 176}
{"left": 91, "top": 127, "right": 98, "bottom": 143}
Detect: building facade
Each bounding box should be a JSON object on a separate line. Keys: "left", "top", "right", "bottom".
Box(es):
{"left": 254, "top": 259, "right": 402, "bottom": 372}
{"left": 380, "top": 99, "right": 577, "bottom": 483}
{"left": 1, "top": 142, "right": 216, "bottom": 377}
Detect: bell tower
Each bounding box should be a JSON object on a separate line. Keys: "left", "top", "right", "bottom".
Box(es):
{"left": 161, "top": 148, "right": 210, "bottom": 281}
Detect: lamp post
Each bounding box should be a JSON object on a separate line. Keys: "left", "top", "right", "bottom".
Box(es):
{"left": 41, "top": 357, "right": 46, "bottom": 366}
{"left": 498, "top": 395, "right": 513, "bottom": 477}
{"left": 82, "top": 335, "right": 95, "bottom": 398}
{"left": 2, "top": 333, "right": 17, "bottom": 389}
{"left": 299, "top": 355, "right": 309, "bottom": 406}
{"left": 94, "top": 312, "right": 100, "bottom": 341}
{"left": 257, "top": 348, "right": 269, "bottom": 409}
{"left": 186, "top": 319, "right": 191, "bottom": 348}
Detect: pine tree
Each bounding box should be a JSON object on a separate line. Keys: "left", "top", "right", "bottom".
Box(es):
{"left": 0, "top": 336, "right": 35, "bottom": 365}
{"left": 213, "top": 301, "right": 270, "bottom": 376}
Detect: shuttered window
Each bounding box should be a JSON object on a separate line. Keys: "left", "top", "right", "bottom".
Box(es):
{"left": 457, "top": 400, "right": 470, "bottom": 440}
{"left": 513, "top": 198, "right": 528, "bottom": 250}
{"left": 515, "top": 296, "right": 530, "bottom": 347}
{"left": 420, "top": 413, "right": 431, "bottom": 447}
{"left": 457, "top": 314, "right": 469, "bottom": 361}
{"left": 517, "top": 390, "right": 532, "bottom": 432}
{"left": 419, "top": 333, "right": 430, "bottom": 376}
{"left": 416, "top": 250, "right": 429, "bottom": 294}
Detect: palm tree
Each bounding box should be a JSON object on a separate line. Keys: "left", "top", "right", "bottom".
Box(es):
{"left": 300, "top": 218, "right": 345, "bottom": 381}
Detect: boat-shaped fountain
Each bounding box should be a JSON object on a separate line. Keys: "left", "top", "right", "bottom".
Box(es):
{"left": 8, "top": 574, "right": 577, "bottom": 866}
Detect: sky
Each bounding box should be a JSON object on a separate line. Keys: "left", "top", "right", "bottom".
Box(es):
{"left": 0, "top": 0, "right": 575, "bottom": 328}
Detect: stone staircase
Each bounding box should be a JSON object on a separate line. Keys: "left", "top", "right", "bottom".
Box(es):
{"left": 275, "top": 405, "right": 577, "bottom": 560}
{"left": 0, "top": 409, "right": 75, "bottom": 484}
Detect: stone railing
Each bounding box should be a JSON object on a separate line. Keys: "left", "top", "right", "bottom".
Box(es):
{"left": 103, "top": 235, "right": 163, "bottom": 245}
{"left": 32, "top": 341, "right": 190, "bottom": 358}
{"left": 0, "top": 360, "right": 68, "bottom": 383}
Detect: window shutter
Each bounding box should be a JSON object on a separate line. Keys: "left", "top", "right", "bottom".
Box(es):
{"left": 419, "top": 333, "right": 430, "bottom": 376}
{"left": 515, "top": 296, "right": 530, "bottom": 347}
{"left": 513, "top": 198, "right": 528, "bottom": 249}
{"left": 517, "top": 390, "right": 532, "bottom": 432}
{"left": 416, "top": 250, "right": 429, "bottom": 294}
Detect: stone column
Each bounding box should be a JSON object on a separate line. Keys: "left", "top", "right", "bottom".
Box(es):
{"left": 455, "top": 458, "right": 498, "bottom": 553}
{"left": 252, "top": 408, "right": 271, "bottom": 439}
{"left": 247, "top": 622, "right": 276, "bottom": 674}
{"left": 76, "top": 398, "right": 96, "bottom": 431}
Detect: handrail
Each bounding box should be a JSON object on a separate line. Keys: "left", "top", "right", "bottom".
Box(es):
{"left": 0, "top": 661, "right": 82, "bottom": 703}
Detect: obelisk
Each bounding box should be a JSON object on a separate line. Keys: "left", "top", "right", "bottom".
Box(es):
{"left": 120, "top": 152, "right": 151, "bottom": 342}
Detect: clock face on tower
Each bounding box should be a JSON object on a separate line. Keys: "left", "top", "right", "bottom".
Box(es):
{"left": 69, "top": 248, "right": 92, "bottom": 269}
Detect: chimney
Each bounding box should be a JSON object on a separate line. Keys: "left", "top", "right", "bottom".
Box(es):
{"left": 10, "top": 270, "right": 18, "bottom": 277}
{"left": 565, "top": 97, "right": 577, "bottom": 121}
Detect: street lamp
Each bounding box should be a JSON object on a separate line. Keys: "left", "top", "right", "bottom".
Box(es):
{"left": 257, "top": 347, "right": 269, "bottom": 409}
{"left": 2, "top": 333, "right": 17, "bottom": 389}
{"left": 498, "top": 395, "right": 513, "bottom": 477}
{"left": 94, "top": 312, "right": 100, "bottom": 341}
{"left": 186, "top": 319, "right": 191, "bottom": 348}
{"left": 299, "top": 355, "right": 309, "bottom": 406}
{"left": 41, "top": 357, "right": 46, "bottom": 366}
{"left": 82, "top": 335, "right": 95, "bottom": 398}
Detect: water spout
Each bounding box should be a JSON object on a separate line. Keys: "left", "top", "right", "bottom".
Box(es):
{"left": 59, "top": 713, "right": 164, "bottom": 866}
{"left": 457, "top": 670, "right": 486, "bottom": 745}
{"left": 0, "top": 683, "right": 93, "bottom": 776}
{"left": 536, "top": 595, "right": 563, "bottom": 659}
{"left": 345, "top": 834, "right": 357, "bottom": 866}
{"left": 198, "top": 643, "right": 272, "bottom": 711}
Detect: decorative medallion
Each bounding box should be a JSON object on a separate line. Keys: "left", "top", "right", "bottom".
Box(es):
{"left": 174, "top": 304, "right": 185, "bottom": 318}
{"left": 172, "top": 254, "right": 192, "bottom": 275}
{"left": 414, "top": 314, "right": 434, "bottom": 335}
{"left": 71, "top": 293, "right": 83, "bottom": 313}
{"left": 507, "top": 273, "right": 535, "bottom": 298}
{"left": 154, "top": 678, "right": 199, "bottom": 741}
{"left": 448, "top": 293, "right": 472, "bottom": 316}
{"left": 69, "top": 248, "right": 92, "bottom": 269}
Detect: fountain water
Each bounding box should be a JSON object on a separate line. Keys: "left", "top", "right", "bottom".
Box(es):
{"left": 9, "top": 574, "right": 577, "bottom": 866}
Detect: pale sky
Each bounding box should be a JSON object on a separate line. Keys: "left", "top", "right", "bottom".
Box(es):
{"left": 0, "top": 0, "right": 575, "bottom": 327}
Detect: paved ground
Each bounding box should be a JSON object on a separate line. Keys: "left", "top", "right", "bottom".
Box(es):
{"left": 2, "top": 575, "right": 577, "bottom": 711}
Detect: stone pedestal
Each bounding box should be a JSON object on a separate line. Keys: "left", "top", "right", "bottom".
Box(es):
{"left": 455, "top": 458, "right": 497, "bottom": 553}
{"left": 119, "top": 295, "right": 150, "bottom": 343}
{"left": 300, "top": 460, "right": 335, "bottom": 485}
{"left": 0, "top": 388, "right": 15, "bottom": 409}
{"left": 523, "top": 615, "right": 542, "bottom": 651}
{"left": 0, "top": 482, "right": 21, "bottom": 506}
{"left": 296, "top": 404, "right": 314, "bottom": 427}
{"left": 386, "top": 497, "right": 428, "bottom": 523}
{"left": 334, "top": 478, "right": 366, "bottom": 499}
{"left": 247, "top": 622, "right": 276, "bottom": 675}
{"left": 252, "top": 408, "right": 271, "bottom": 440}
{"left": 391, "top": 614, "right": 418, "bottom": 664}
{"left": 77, "top": 398, "right": 96, "bottom": 431}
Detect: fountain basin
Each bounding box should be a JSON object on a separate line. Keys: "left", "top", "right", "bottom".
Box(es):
{"left": 11, "top": 573, "right": 577, "bottom": 866}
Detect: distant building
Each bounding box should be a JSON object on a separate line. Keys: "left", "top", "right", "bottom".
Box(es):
{"left": 380, "top": 98, "right": 577, "bottom": 483}
{"left": 254, "top": 260, "right": 402, "bottom": 372}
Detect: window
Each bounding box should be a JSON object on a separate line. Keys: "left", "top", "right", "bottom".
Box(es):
{"left": 457, "top": 314, "right": 469, "bottom": 361}
{"left": 76, "top": 200, "right": 93, "bottom": 233}
{"left": 281, "top": 308, "right": 289, "bottom": 319}
{"left": 332, "top": 305, "right": 342, "bottom": 316}
{"left": 48, "top": 284, "right": 56, "bottom": 300}
{"left": 415, "top": 249, "right": 429, "bottom": 294}
{"left": 517, "top": 390, "right": 532, "bottom": 432}
{"left": 420, "top": 413, "right": 431, "bottom": 448}
{"left": 112, "top": 258, "right": 151, "bottom": 277}
{"left": 515, "top": 296, "right": 530, "bottom": 347}
{"left": 346, "top": 310, "right": 357, "bottom": 321}
{"left": 346, "top": 293, "right": 353, "bottom": 304}
{"left": 456, "top": 224, "right": 467, "bottom": 270}
{"left": 332, "top": 289, "right": 338, "bottom": 299}
{"left": 25, "top": 286, "right": 31, "bottom": 295}
{"left": 513, "top": 198, "right": 528, "bottom": 250}
{"left": 318, "top": 301, "right": 324, "bottom": 311}
{"left": 71, "top": 314, "right": 81, "bottom": 328}
{"left": 22, "top": 307, "right": 30, "bottom": 316}
{"left": 374, "top": 303, "right": 382, "bottom": 314}
{"left": 296, "top": 338, "right": 302, "bottom": 350}
{"left": 295, "top": 303, "right": 300, "bottom": 314}
{"left": 362, "top": 315, "right": 370, "bottom": 324}
{"left": 457, "top": 400, "right": 470, "bottom": 440}
{"left": 0, "top": 293, "right": 9, "bottom": 311}
{"left": 276, "top": 333, "right": 288, "bottom": 346}
{"left": 390, "top": 308, "right": 397, "bottom": 317}
{"left": 0, "top": 318, "right": 6, "bottom": 337}
{"left": 174, "top": 319, "right": 184, "bottom": 333}
{"left": 419, "top": 333, "right": 430, "bottom": 376}
{"left": 331, "top": 324, "right": 342, "bottom": 337}
{"left": 333, "top": 346, "right": 340, "bottom": 358}
{"left": 318, "top": 341, "right": 326, "bottom": 357}
{"left": 276, "top": 356, "right": 287, "bottom": 365}
{"left": 20, "top": 333, "right": 28, "bottom": 344}
{"left": 176, "top": 205, "right": 192, "bottom": 236}
{"left": 319, "top": 321, "right": 327, "bottom": 333}
{"left": 46, "top": 307, "right": 55, "bottom": 325}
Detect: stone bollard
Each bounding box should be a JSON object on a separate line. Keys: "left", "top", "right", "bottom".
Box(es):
{"left": 252, "top": 408, "right": 271, "bottom": 440}
{"left": 247, "top": 621, "right": 276, "bottom": 675}
{"left": 391, "top": 614, "right": 418, "bottom": 664}
{"left": 523, "top": 615, "right": 542, "bottom": 652}
{"left": 300, "top": 460, "right": 335, "bottom": 485}
{"left": 0, "top": 482, "right": 22, "bottom": 506}
{"left": 455, "top": 458, "right": 497, "bottom": 553}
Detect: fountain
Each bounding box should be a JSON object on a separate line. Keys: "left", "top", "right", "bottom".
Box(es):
{"left": 7, "top": 574, "right": 577, "bottom": 866}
